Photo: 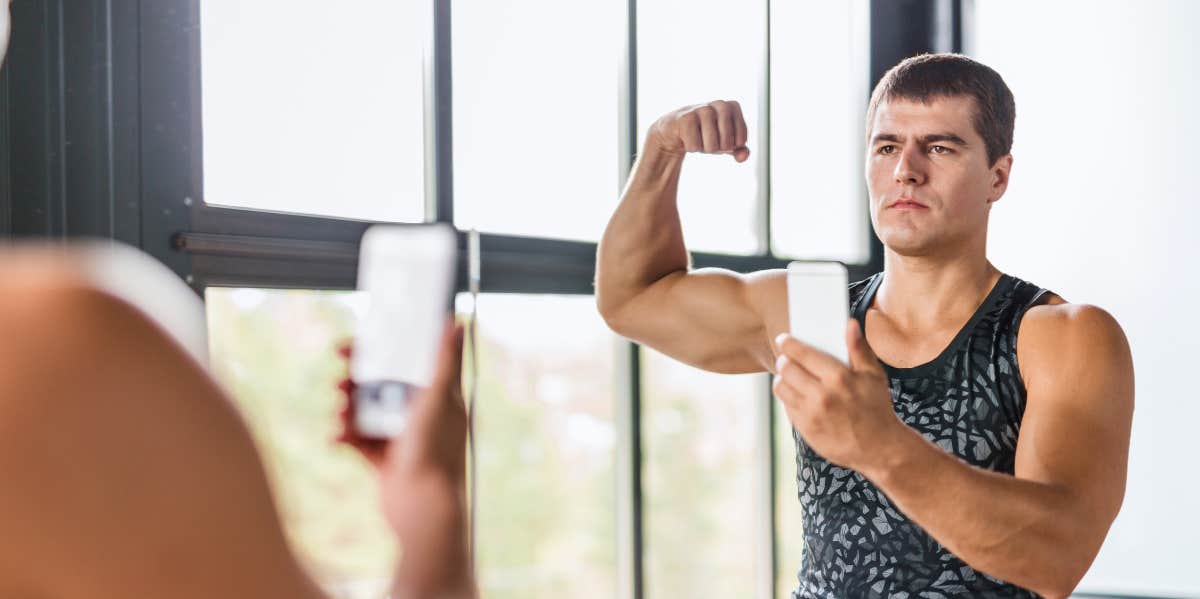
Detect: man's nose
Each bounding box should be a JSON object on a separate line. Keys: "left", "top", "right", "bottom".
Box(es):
{"left": 894, "top": 146, "right": 927, "bottom": 186}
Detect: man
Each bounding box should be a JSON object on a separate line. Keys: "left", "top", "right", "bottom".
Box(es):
{"left": 597, "top": 53, "right": 1133, "bottom": 598}
{"left": 0, "top": 6, "right": 476, "bottom": 594}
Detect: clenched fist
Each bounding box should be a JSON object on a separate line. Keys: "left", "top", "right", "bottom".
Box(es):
{"left": 646, "top": 100, "right": 750, "bottom": 163}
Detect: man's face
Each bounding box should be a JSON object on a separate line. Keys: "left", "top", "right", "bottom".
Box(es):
{"left": 864, "top": 95, "right": 1012, "bottom": 257}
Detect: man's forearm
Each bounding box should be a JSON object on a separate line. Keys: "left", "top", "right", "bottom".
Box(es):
{"left": 863, "top": 429, "right": 1096, "bottom": 598}
{"left": 595, "top": 143, "right": 689, "bottom": 320}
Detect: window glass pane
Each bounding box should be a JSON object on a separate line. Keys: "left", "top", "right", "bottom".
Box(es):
{"left": 200, "top": 1, "right": 423, "bottom": 222}
{"left": 637, "top": 0, "right": 765, "bottom": 255}
{"left": 206, "top": 288, "right": 393, "bottom": 598}
{"left": 464, "top": 294, "right": 618, "bottom": 598}
{"left": 207, "top": 290, "right": 618, "bottom": 598}
{"left": 453, "top": 1, "right": 619, "bottom": 241}
{"left": 641, "top": 349, "right": 766, "bottom": 597}
{"left": 774, "top": 398, "right": 805, "bottom": 596}
{"left": 769, "top": 0, "right": 870, "bottom": 263}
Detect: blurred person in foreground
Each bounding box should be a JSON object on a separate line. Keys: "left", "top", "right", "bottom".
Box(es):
{"left": 0, "top": 245, "right": 476, "bottom": 599}
{"left": 0, "top": 4, "right": 474, "bottom": 597}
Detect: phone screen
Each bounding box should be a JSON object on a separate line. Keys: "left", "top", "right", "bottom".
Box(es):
{"left": 786, "top": 261, "right": 850, "bottom": 364}
{"left": 352, "top": 224, "right": 458, "bottom": 438}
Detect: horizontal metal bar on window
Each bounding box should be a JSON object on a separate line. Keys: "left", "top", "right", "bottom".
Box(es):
{"left": 174, "top": 232, "right": 359, "bottom": 263}
{"left": 175, "top": 228, "right": 873, "bottom": 295}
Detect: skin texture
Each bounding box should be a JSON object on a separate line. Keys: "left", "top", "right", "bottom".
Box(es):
{"left": 0, "top": 256, "right": 476, "bottom": 599}
{"left": 596, "top": 96, "right": 1134, "bottom": 598}
{"left": 335, "top": 330, "right": 476, "bottom": 599}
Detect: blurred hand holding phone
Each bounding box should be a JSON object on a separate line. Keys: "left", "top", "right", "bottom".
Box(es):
{"left": 786, "top": 261, "right": 850, "bottom": 363}
{"left": 352, "top": 224, "right": 458, "bottom": 439}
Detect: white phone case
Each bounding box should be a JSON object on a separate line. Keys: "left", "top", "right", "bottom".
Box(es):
{"left": 786, "top": 261, "right": 850, "bottom": 364}
{"left": 352, "top": 224, "right": 457, "bottom": 438}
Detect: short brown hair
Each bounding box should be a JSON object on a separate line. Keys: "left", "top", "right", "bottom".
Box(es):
{"left": 866, "top": 53, "right": 1016, "bottom": 167}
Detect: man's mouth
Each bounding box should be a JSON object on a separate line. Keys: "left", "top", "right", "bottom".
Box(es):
{"left": 888, "top": 197, "right": 928, "bottom": 210}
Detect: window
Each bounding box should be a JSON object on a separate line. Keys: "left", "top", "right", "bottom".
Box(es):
{"left": 641, "top": 348, "right": 768, "bottom": 598}
{"left": 154, "top": 0, "right": 898, "bottom": 596}
{"left": 466, "top": 294, "right": 618, "bottom": 598}
{"left": 452, "top": 0, "right": 619, "bottom": 242}
{"left": 637, "top": 0, "right": 766, "bottom": 255}
{"left": 207, "top": 289, "right": 619, "bottom": 598}
{"left": 200, "top": 1, "right": 424, "bottom": 222}
{"left": 769, "top": 0, "right": 870, "bottom": 263}
{"left": 206, "top": 288, "right": 393, "bottom": 599}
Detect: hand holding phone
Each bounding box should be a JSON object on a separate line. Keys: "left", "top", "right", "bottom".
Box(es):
{"left": 351, "top": 224, "right": 458, "bottom": 439}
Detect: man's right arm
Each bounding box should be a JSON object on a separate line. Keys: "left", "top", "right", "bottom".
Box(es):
{"left": 596, "top": 100, "right": 777, "bottom": 374}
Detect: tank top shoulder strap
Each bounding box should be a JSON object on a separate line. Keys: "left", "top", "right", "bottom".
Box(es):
{"left": 989, "top": 275, "right": 1057, "bottom": 358}
{"left": 988, "top": 276, "right": 1051, "bottom": 329}
{"left": 849, "top": 273, "right": 883, "bottom": 324}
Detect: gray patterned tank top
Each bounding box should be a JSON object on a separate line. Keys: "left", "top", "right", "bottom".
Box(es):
{"left": 789, "top": 272, "right": 1053, "bottom": 599}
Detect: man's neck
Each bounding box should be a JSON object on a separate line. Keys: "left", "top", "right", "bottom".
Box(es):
{"left": 877, "top": 248, "right": 1001, "bottom": 330}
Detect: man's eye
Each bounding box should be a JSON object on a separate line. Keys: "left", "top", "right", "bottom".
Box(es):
{"left": 878, "top": 145, "right": 895, "bottom": 155}
{"left": 930, "top": 145, "right": 951, "bottom": 154}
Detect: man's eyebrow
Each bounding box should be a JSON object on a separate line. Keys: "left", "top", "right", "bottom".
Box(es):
{"left": 871, "top": 133, "right": 903, "bottom": 145}
{"left": 921, "top": 133, "right": 969, "bottom": 146}
{"left": 870, "top": 132, "right": 970, "bottom": 146}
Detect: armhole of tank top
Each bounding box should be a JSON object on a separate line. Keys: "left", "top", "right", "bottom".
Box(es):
{"left": 1010, "top": 287, "right": 1056, "bottom": 411}
{"left": 852, "top": 273, "right": 883, "bottom": 326}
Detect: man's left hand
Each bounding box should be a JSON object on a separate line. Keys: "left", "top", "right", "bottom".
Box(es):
{"left": 772, "top": 319, "right": 909, "bottom": 477}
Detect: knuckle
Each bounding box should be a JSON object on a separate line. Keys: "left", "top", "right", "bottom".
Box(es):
{"left": 676, "top": 112, "right": 699, "bottom": 133}
{"left": 814, "top": 390, "right": 834, "bottom": 408}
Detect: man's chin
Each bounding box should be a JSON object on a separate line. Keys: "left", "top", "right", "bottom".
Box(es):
{"left": 879, "top": 232, "right": 938, "bottom": 258}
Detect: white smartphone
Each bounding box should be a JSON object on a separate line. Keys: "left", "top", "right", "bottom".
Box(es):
{"left": 352, "top": 223, "right": 458, "bottom": 439}
{"left": 786, "top": 261, "right": 850, "bottom": 364}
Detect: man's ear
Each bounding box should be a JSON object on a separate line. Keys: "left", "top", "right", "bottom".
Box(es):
{"left": 987, "top": 154, "right": 1014, "bottom": 205}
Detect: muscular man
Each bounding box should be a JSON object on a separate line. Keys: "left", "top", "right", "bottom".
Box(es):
{"left": 597, "top": 54, "right": 1133, "bottom": 598}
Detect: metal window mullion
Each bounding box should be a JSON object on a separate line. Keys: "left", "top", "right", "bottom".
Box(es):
{"left": 756, "top": 0, "right": 772, "bottom": 257}
{"left": 756, "top": 374, "right": 777, "bottom": 599}
{"left": 616, "top": 0, "right": 644, "bottom": 597}
{"left": 758, "top": 0, "right": 779, "bottom": 596}
{"left": 614, "top": 340, "right": 644, "bottom": 599}
{"left": 423, "top": 0, "right": 453, "bottom": 224}
{"left": 959, "top": 0, "right": 974, "bottom": 56}
{"left": 617, "top": 0, "right": 638, "bottom": 188}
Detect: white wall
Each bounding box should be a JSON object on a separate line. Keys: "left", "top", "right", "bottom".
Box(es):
{"left": 973, "top": 1, "right": 1200, "bottom": 595}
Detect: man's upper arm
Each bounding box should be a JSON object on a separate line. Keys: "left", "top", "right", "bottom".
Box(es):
{"left": 1015, "top": 303, "right": 1134, "bottom": 559}
{"left": 601, "top": 268, "right": 784, "bottom": 374}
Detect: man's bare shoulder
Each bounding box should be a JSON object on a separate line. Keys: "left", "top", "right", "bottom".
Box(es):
{"left": 1018, "top": 295, "right": 1133, "bottom": 388}
{"left": 1021, "top": 295, "right": 1123, "bottom": 340}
